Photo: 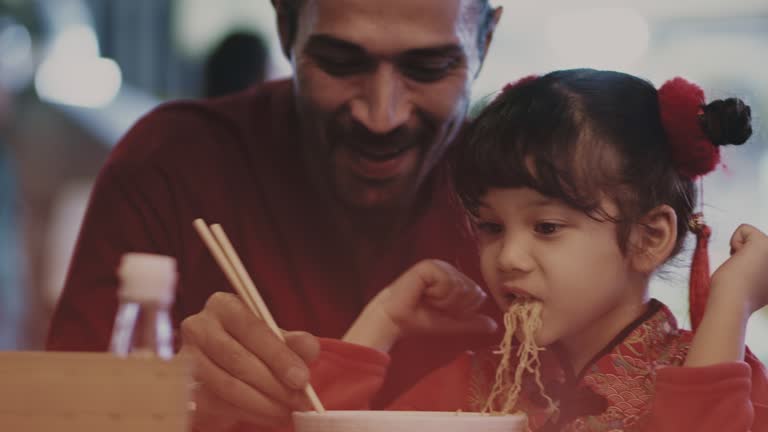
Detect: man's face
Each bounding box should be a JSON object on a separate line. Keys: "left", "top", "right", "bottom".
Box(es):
{"left": 287, "top": 0, "right": 491, "bottom": 211}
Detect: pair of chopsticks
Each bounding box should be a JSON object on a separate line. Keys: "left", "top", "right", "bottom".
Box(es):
{"left": 192, "top": 218, "right": 326, "bottom": 413}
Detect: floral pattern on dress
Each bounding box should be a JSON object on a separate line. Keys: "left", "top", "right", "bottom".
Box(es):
{"left": 469, "top": 300, "right": 694, "bottom": 431}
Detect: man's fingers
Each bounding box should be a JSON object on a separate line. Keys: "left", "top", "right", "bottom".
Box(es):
{"left": 190, "top": 344, "right": 298, "bottom": 420}
{"left": 192, "top": 382, "right": 289, "bottom": 430}
{"left": 196, "top": 323, "right": 308, "bottom": 409}
{"left": 205, "top": 292, "right": 312, "bottom": 390}
{"left": 284, "top": 331, "right": 321, "bottom": 364}
{"left": 180, "top": 291, "right": 315, "bottom": 430}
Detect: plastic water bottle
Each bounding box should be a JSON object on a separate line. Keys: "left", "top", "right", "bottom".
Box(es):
{"left": 109, "top": 253, "right": 177, "bottom": 359}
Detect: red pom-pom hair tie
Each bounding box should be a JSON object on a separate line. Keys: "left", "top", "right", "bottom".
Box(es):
{"left": 658, "top": 77, "right": 721, "bottom": 180}
{"left": 658, "top": 77, "right": 716, "bottom": 332}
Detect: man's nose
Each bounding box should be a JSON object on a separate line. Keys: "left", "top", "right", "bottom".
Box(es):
{"left": 349, "top": 63, "right": 413, "bottom": 135}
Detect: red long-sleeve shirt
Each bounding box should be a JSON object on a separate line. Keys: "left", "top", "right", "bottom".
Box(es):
{"left": 46, "top": 79, "right": 501, "bottom": 407}
{"left": 306, "top": 300, "right": 768, "bottom": 431}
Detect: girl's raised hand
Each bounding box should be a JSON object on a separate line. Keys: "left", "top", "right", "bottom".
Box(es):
{"left": 711, "top": 224, "right": 768, "bottom": 316}
{"left": 343, "top": 260, "right": 498, "bottom": 352}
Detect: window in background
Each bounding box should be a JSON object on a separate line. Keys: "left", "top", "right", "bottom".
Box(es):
{"left": 5, "top": 0, "right": 765, "bottom": 358}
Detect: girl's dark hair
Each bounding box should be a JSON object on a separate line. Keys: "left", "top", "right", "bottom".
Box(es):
{"left": 452, "top": 68, "right": 752, "bottom": 257}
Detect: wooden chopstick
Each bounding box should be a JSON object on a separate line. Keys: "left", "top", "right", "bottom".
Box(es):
{"left": 192, "top": 219, "right": 260, "bottom": 316}
{"left": 193, "top": 218, "right": 326, "bottom": 413}
{"left": 210, "top": 224, "right": 283, "bottom": 335}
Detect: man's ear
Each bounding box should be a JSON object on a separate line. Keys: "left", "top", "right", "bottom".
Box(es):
{"left": 628, "top": 204, "right": 678, "bottom": 274}
{"left": 476, "top": 6, "right": 503, "bottom": 77}
{"left": 273, "top": 0, "right": 297, "bottom": 58}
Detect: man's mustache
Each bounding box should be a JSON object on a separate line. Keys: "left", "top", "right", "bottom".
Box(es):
{"left": 328, "top": 122, "right": 430, "bottom": 154}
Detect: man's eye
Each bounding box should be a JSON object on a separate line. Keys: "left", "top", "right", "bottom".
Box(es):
{"left": 475, "top": 221, "right": 503, "bottom": 235}
{"left": 398, "top": 59, "right": 458, "bottom": 82}
{"left": 534, "top": 222, "right": 561, "bottom": 235}
{"left": 314, "top": 56, "right": 373, "bottom": 76}
{"left": 399, "top": 65, "right": 449, "bottom": 82}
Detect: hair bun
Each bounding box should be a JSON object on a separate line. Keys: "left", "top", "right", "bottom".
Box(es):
{"left": 700, "top": 98, "right": 752, "bottom": 146}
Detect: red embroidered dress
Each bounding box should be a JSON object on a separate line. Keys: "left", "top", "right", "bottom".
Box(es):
{"left": 470, "top": 300, "right": 695, "bottom": 430}
{"left": 306, "top": 299, "right": 768, "bottom": 431}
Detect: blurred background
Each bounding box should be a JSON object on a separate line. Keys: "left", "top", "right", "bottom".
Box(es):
{"left": 0, "top": 0, "right": 766, "bottom": 361}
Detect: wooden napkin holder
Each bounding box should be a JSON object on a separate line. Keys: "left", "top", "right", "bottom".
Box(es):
{"left": 0, "top": 351, "right": 191, "bottom": 432}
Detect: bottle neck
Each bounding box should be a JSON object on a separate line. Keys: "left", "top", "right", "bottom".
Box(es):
{"left": 110, "top": 302, "right": 174, "bottom": 360}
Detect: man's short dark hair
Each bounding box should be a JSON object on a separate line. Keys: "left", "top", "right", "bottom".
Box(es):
{"left": 273, "top": 0, "right": 495, "bottom": 54}
{"left": 474, "top": 0, "right": 495, "bottom": 53}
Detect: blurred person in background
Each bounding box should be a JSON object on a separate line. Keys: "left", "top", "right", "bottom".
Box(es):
{"left": 47, "top": 0, "right": 504, "bottom": 430}
{"left": 203, "top": 30, "right": 269, "bottom": 98}
{"left": 0, "top": 81, "right": 25, "bottom": 351}
{"left": 0, "top": 11, "right": 28, "bottom": 350}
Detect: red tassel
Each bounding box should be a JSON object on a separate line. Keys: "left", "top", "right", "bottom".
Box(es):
{"left": 688, "top": 213, "right": 712, "bottom": 331}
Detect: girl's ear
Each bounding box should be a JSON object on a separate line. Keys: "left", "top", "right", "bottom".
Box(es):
{"left": 628, "top": 204, "right": 678, "bottom": 274}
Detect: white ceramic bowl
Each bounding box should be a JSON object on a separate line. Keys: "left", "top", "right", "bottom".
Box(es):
{"left": 293, "top": 410, "right": 527, "bottom": 432}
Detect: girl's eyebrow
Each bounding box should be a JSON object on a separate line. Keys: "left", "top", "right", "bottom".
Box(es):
{"left": 528, "top": 198, "right": 558, "bottom": 208}
{"left": 477, "top": 197, "right": 558, "bottom": 211}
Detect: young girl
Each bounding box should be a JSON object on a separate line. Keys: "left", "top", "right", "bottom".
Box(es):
{"left": 302, "top": 69, "right": 768, "bottom": 431}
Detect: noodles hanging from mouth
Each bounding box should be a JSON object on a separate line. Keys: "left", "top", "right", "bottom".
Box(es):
{"left": 482, "top": 300, "right": 556, "bottom": 416}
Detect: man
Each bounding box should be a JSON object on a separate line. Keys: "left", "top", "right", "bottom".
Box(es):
{"left": 47, "top": 0, "right": 503, "bottom": 430}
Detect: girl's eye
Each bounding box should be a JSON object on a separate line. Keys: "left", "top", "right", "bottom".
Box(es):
{"left": 475, "top": 221, "right": 503, "bottom": 235}
{"left": 534, "top": 222, "right": 561, "bottom": 235}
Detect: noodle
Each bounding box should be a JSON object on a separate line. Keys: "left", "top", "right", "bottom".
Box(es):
{"left": 481, "top": 300, "right": 557, "bottom": 416}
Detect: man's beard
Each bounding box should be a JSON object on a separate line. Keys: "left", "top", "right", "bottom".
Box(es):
{"left": 325, "top": 116, "right": 435, "bottom": 161}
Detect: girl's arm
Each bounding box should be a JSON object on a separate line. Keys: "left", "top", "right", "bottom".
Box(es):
{"left": 685, "top": 224, "right": 768, "bottom": 367}
{"left": 342, "top": 259, "right": 497, "bottom": 352}
{"left": 646, "top": 224, "right": 768, "bottom": 431}
{"left": 683, "top": 291, "right": 749, "bottom": 367}
{"left": 307, "top": 338, "right": 392, "bottom": 410}
{"left": 646, "top": 360, "right": 765, "bottom": 432}
{"left": 291, "top": 260, "right": 496, "bottom": 417}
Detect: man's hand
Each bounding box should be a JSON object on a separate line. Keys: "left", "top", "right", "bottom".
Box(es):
{"left": 179, "top": 292, "right": 320, "bottom": 431}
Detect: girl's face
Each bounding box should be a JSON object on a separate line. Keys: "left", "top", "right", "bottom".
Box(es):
{"left": 474, "top": 187, "right": 649, "bottom": 368}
